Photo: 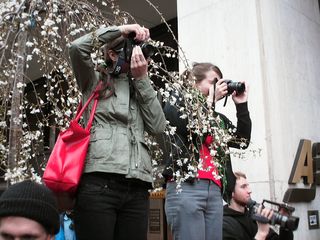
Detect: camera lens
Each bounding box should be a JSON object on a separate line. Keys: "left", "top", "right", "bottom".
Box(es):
{"left": 125, "top": 32, "right": 156, "bottom": 61}
{"left": 248, "top": 199, "right": 300, "bottom": 231}
{"left": 226, "top": 80, "right": 245, "bottom": 95}
{"left": 141, "top": 43, "right": 155, "bottom": 59}
{"left": 272, "top": 212, "right": 300, "bottom": 231}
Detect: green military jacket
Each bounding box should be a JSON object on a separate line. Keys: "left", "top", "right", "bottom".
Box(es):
{"left": 69, "top": 27, "right": 166, "bottom": 183}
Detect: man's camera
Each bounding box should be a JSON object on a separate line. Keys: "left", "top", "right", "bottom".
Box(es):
{"left": 224, "top": 80, "right": 245, "bottom": 95}
{"left": 248, "top": 199, "right": 299, "bottom": 231}
{"left": 123, "top": 32, "right": 155, "bottom": 63}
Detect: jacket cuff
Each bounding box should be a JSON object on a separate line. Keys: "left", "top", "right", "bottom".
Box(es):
{"left": 236, "top": 102, "right": 249, "bottom": 114}
{"left": 133, "top": 76, "right": 157, "bottom": 103}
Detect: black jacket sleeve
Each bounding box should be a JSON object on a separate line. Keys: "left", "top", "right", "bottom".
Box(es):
{"left": 219, "top": 102, "right": 251, "bottom": 149}
{"left": 266, "top": 227, "right": 294, "bottom": 240}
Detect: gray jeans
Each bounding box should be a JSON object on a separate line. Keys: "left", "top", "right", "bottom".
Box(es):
{"left": 165, "top": 179, "right": 223, "bottom": 240}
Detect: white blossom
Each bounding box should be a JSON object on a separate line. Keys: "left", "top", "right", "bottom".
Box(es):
{"left": 0, "top": 121, "right": 6, "bottom": 127}
{"left": 26, "top": 41, "right": 34, "bottom": 47}
{"left": 44, "top": 19, "right": 55, "bottom": 27}
{"left": 32, "top": 48, "right": 40, "bottom": 55}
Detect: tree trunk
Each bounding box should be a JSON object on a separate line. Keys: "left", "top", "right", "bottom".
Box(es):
{"left": 7, "top": 30, "right": 28, "bottom": 170}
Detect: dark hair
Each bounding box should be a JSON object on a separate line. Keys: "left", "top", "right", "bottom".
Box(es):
{"left": 102, "top": 36, "right": 125, "bottom": 67}
{"left": 191, "top": 62, "right": 223, "bottom": 82}
{"left": 97, "top": 36, "right": 125, "bottom": 98}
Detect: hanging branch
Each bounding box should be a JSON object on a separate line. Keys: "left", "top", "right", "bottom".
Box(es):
{"left": 0, "top": 0, "right": 252, "bottom": 187}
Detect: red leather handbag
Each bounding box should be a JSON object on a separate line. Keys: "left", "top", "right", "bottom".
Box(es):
{"left": 43, "top": 86, "right": 99, "bottom": 200}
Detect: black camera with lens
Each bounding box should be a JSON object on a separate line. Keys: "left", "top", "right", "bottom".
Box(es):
{"left": 224, "top": 80, "right": 245, "bottom": 95}
{"left": 248, "top": 199, "right": 299, "bottom": 231}
{"left": 109, "top": 32, "right": 156, "bottom": 76}
{"left": 123, "top": 32, "right": 155, "bottom": 63}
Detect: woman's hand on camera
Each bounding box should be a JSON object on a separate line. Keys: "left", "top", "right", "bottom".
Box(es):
{"left": 232, "top": 80, "right": 249, "bottom": 104}
{"left": 118, "top": 24, "right": 150, "bottom": 42}
{"left": 130, "top": 46, "right": 148, "bottom": 80}
{"left": 214, "top": 79, "right": 228, "bottom": 103}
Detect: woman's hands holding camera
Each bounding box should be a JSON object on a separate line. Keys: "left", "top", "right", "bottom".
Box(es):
{"left": 231, "top": 81, "right": 248, "bottom": 104}
{"left": 206, "top": 79, "right": 226, "bottom": 108}
{"left": 130, "top": 45, "right": 148, "bottom": 80}
{"left": 213, "top": 79, "right": 249, "bottom": 104}
{"left": 118, "top": 24, "right": 150, "bottom": 42}
{"left": 118, "top": 24, "right": 150, "bottom": 80}
{"left": 214, "top": 79, "right": 228, "bottom": 103}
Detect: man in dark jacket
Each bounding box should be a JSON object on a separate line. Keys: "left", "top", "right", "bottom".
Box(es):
{"left": 223, "top": 172, "right": 294, "bottom": 240}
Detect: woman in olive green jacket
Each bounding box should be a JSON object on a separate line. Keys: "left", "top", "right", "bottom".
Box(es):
{"left": 69, "top": 24, "right": 166, "bottom": 240}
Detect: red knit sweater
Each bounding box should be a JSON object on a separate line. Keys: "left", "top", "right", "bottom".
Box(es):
{"left": 197, "top": 135, "right": 222, "bottom": 187}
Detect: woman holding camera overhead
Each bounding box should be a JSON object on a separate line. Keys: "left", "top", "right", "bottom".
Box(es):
{"left": 162, "top": 62, "right": 251, "bottom": 240}
{"left": 69, "top": 24, "right": 166, "bottom": 240}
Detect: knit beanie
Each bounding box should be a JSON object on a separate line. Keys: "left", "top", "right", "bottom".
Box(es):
{"left": 0, "top": 180, "right": 60, "bottom": 234}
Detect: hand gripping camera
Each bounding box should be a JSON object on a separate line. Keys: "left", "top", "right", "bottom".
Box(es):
{"left": 123, "top": 32, "right": 155, "bottom": 63}
{"left": 221, "top": 80, "right": 246, "bottom": 106}
{"left": 223, "top": 80, "right": 245, "bottom": 95}
{"left": 248, "top": 199, "right": 300, "bottom": 231}
{"left": 110, "top": 32, "right": 155, "bottom": 76}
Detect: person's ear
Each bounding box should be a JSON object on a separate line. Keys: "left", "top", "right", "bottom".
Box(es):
{"left": 107, "top": 50, "right": 118, "bottom": 62}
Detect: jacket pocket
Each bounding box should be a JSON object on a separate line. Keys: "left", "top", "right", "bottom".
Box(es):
{"left": 138, "top": 141, "right": 152, "bottom": 174}
{"left": 88, "top": 127, "right": 114, "bottom": 161}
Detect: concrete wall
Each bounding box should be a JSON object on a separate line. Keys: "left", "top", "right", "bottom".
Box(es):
{"left": 177, "top": 0, "right": 320, "bottom": 238}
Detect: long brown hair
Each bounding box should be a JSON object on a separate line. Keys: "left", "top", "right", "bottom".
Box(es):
{"left": 97, "top": 36, "right": 125, "bottom": 98}
{"left": 103, "top": 36, "right": 125, "bottom": 68}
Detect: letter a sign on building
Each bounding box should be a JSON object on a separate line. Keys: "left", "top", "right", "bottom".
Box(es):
{"left": 283, "top": 139, "right": 320, "bottom": 202}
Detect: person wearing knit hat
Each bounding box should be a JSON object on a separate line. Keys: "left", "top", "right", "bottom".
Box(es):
{"left": 0, "top": 180, "right": 60, "bottom": 239}
{"left": 223, "top": 171, "right": 294, "bottom": 240}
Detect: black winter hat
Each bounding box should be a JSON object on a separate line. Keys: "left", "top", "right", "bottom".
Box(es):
{"left": 0, "top": 180, "right": 60, "bottom": 234}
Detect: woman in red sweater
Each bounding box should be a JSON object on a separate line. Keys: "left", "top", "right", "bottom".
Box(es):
{"left": 162, "top": 62, "right": 251, "bottom": 240}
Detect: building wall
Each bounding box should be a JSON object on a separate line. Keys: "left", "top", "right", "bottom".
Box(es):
{"left": 177, "top": 0, "right": 320, "bottom": 238}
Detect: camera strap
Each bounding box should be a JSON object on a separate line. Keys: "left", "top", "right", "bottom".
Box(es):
{"left": 223, "top": 95, "right": 228, "bottom": 107}
{"left": 109, "top": 53, "right": 130, "bottom": 76}
{"left": 109, "top": 38, "right": 132, "bottom": 76}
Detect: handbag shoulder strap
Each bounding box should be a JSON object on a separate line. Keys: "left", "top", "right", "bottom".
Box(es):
{"left": 74, "top": 82, "right": 103, "bottom": 130}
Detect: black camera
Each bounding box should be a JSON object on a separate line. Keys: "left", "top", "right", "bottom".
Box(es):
{"left": 123, "top": 32, "right": 156, "bottom": 63}
{"left": 248, "top": 199, "right": 299, "bottom": 231}
{"left": 109, "top": 32, "right": 156, "bottom": 76}
{"left": 224, "top": 80, "right": 245, "bottom": 95}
